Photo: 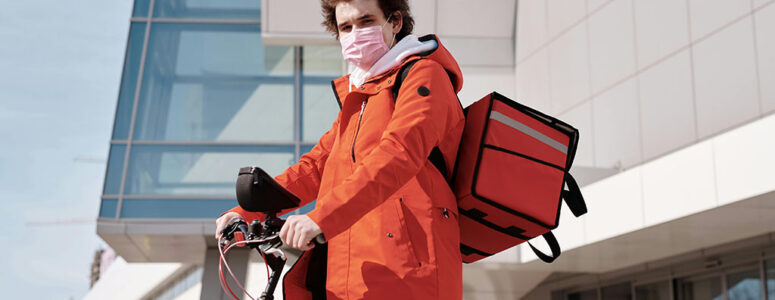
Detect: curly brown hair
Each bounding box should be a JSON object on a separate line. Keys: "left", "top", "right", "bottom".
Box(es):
{"left": 321, "top": 0, "right": 414, "bottom": 41}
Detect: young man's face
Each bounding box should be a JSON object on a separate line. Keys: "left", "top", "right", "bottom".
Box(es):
{"left": 335, "top": 0, "right": 400, "bottom": 46}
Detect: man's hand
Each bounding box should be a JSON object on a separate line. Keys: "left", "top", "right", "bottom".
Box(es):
{"left": 215, "top": 212, "right": 243, "bottom": 241}
{"left": 279, "top": 215, "right": 322, "bottom": 251}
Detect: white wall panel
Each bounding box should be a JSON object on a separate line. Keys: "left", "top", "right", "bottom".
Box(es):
{"left": 687, "top": 0, "right": 752, "bottom": 40}
{"left": 588, "top": 0, "right": 637, "bottom": 94}
{"left": 516, "top": 0, "right": 548, "bottom": 61}
{"left": 557, "top": 102, "right": 595, "bottom": 167}
{"left": 755, "top": 3, "right": 775, "bottom": 114}
{"left": 458, "top": 66, "right": 515, "bottom": 107}
{"left": 437, "top": 0, "right": 515, "bottom": 38}
{"left": 692, "top": 17, "right": 760, "bottom": 138}
{"left": 548, "top": 24, "right": 591, "bottom": 114}
{"left": 713, "top": 113, "right": 775, "bottom": 205}
{"left": 262, "top": 0, "right": 334, "bottom": 45}
{"left": 638, "top": 49, "right": 697, "bottom": 160}
{"left": 592, "top": 78, "right": 642, "bottom": 169}
{"left": 442, "top": 37, "right": 514, "bottom": 67}
{"left": 515, "top": 49, "right": 551, "bottom": 112}
{"left": 409, "top": 0, "right": 437, "bottom": 36}
{"left": 546, "top": 0, "right": 587, "bottom": 38}
{"left": 633, "top": 0, "right": 690, "bottom": 67}
{"left": 754, "top": 0, "right": 773, "bottom": 9}
{"left": 641, "top": 141, "right": 717, "bottom": 226}
{"left": 588, "top": 0, "right": 612, "bottom": 14}
{"left": 584, "top": 168, "right": 643, "bottom": 244}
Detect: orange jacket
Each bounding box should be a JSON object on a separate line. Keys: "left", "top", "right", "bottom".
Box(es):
{"left": 225, "top": 35, "right": 465, "bottom": 299}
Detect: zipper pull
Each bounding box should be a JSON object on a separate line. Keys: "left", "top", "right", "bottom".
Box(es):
{"left": 443, "top": 208, "right": 449, "bottom": 219}
{"left": 360, "top": 100, "right": 367, "bottom": 114}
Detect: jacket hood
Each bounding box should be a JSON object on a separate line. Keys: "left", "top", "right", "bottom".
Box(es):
{"left": 412, "top": 34, "right": 463, "bottom": 93}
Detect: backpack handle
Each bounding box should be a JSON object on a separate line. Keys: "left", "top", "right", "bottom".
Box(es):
{"left": 527, "top": 174, "right": 585, "bottom": 263}
{"left": 527, "top": 232, "right": 561, "bottom": 263}
{"left": 562, "top": 173, "right": 587, "bottom": 217}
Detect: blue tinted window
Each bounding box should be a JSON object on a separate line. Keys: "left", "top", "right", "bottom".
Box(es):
{"left": 125, "top": 145, "right": 295, "bottom": 196}
{"left": 300, "top": 145, "right": 314, "bottom": 158}
{"left": 153, "top": 0, "right": 261, "bottom": 20}
{"left": 768, "top": 259, "right": 775, "bottom": 299}
{"left": 133, "top": 23, "right": 296, "bottom": 142}
{"left": 99, "top": 198, "right": 118, "bottom": 218}
{"left": 302, "top": 83, "right": 339, "bottom": 142}
{"left": 120, "top": 198, "right": 237, "bottom": 218}
{"left": 727, "top": 268, "right": 762, "bottom": 300}
{"left": 103, "top": 144, "right": 127, "bottom": 195}
{"left": 298, "top": 201, "right": 315, "bottom": 214}
{"left": 132, "top": 0, "right": 151, "bottom": 17}
{"left": 302, "top": 46, "right": 343, "bottom": 77}
{"left": 302, "top": 46, "right": 341, "bottom": 142}
{"left": 113, "top": 22, "right": 146, "bottom": 140}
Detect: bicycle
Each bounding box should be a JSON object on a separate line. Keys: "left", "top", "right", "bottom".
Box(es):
{"left": 218, "top": 166, "right": 325, "bottom": 300}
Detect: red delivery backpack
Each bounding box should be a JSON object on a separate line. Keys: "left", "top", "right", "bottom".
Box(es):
{"left": 392, "top": 59, "right": 588, "bottom": 264}
{"left": 452, "top": 92, "right": 587, "bottom": 263}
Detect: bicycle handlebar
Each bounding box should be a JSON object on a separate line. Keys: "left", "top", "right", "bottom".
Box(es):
{"left": 217, "top": 213, "right": 325, "bottom": 300}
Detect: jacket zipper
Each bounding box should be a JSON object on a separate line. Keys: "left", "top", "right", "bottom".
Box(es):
{"left": 351, "top": 100, "right": 368, "bottom": 162}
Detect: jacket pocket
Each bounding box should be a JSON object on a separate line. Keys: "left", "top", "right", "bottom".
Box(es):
{"left": 393, "top": 197, "right": 423, "bottom": 268}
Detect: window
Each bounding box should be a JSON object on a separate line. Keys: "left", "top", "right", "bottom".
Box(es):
{"left": 152, "top": 0, "right": 261, "bottom": 20}
{"left": 106, "top": 0, "right": 343, "bottom": 219}
{"left": 768, "top": 259, "right": 775, "bottom": 300}
{"left": 679, "top": 275, "right": 723, "bottom": 300}
{"left": 726, "top": 268, "right": 762, "bottom": 300}
{"left": 634, "top": 280, "right": 670, "bottom": 300}
{"left": 602, "top": 282, "right": 632, "bottom": 300}
{"left": 133, "top": 23, "right": 295, "bottom": 142}
{"left": 124, "top": 145, "right": 294, "bottom": 196}
{"left": 568, "top": 289, "right": 598, "bottom": 300}
{"left": 103, "top": 144, "right": 126, "bottom": 195}
{"left": 112, "top": 22, "right": 146, "bottom": 140}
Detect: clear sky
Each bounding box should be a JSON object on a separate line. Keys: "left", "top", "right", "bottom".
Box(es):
{"left": 0, "top": 0, "right": 133, "bottom": 298}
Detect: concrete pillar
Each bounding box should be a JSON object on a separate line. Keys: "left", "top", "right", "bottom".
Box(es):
{"left": 201, "top": 247, "right": 251, "bottom": 300}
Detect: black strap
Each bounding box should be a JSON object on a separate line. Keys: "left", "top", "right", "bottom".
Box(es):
{"left": 391, "top": 58, "right": 452, "bottom": 183}
{"left": 391, "top": 59, "right": 421, "bottom": 100}
{"left": 527, "top": 232, "right": 561, "bottom": 263}
{"left": 562, "top": 173, "right": 587, "bottom": 217}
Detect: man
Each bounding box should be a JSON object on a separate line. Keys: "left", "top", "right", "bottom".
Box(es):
{"left": 216, "top": 0, "right": 464, "bottom": 298}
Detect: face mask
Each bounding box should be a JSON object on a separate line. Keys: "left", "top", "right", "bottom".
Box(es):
{"left": 340, "top": 15, "right": 396, "bottom": 70}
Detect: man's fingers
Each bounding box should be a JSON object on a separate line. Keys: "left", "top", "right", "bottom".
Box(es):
{"left": 295, "top": 226, "right": 307, "bottom": 249}
{"left": 290, "top": 223, "right": 302, "bottom": 248}
{"left": 299, "top": 241, "right": 315, "bottom": 251}
{"left": 279, "top": 221, "right": 290, "bottom": 245}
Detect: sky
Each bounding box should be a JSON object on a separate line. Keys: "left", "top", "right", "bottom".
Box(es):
{"left": 0, "top": 0, "right": 133, "bottom": 298}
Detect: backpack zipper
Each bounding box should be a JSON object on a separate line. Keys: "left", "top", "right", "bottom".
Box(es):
{"left": 351, "top": 100, "right": 368, "bottom": 162}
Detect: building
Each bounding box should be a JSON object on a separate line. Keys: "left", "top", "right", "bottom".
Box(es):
{"left": 87, "top": 0, "right": 775, "bottom": 299}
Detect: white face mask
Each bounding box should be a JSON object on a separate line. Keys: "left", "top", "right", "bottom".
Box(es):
{"left": 339, "top": 14, "right": 396, "bottom": 70}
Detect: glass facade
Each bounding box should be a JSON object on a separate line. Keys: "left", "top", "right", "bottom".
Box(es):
{"left": 102, "top": 0, "right": 342, "bottom": 220}
{"left": 555, "top": 260, "right": 775, "bottom": 300}
{"left": 679, "top": 276, "right": 723, "bottom": 300}
{"left": 726, "top": 268, "right": 763, "bottom": 300}
{"left": 768, "top": 259, "right": 775, "bottom": 300}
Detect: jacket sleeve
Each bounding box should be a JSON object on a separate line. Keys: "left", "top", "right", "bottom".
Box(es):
{"left": 222, "top": 116, "right": 340, "bottom": 222}
{"left": 306, "top": 59, "right": 462, "bottom": 240}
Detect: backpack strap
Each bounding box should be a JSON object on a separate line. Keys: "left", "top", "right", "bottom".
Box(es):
{"left": 527, "top": 232, "right": 562, "bottom": 263}
{"left": 526, "top": 174, "right": 586, "bottom": 263}
{"left": 562, "top": 173, "right": 587, "bottom": 217}
{"left": 392, "top": 58, "right": 452, "bottom": 182}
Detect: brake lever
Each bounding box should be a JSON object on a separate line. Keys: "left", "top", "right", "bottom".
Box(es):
{"left": 219, "top": 218, "right": 247, "bottom": 247}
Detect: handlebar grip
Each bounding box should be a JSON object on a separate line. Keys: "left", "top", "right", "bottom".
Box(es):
{"left": 314, "top": 234, "right": 326, "bottom": 244}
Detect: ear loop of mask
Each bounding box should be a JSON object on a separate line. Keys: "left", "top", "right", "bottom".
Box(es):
{"left": 384, "top": 12, "right": 397, "bottom": 48}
